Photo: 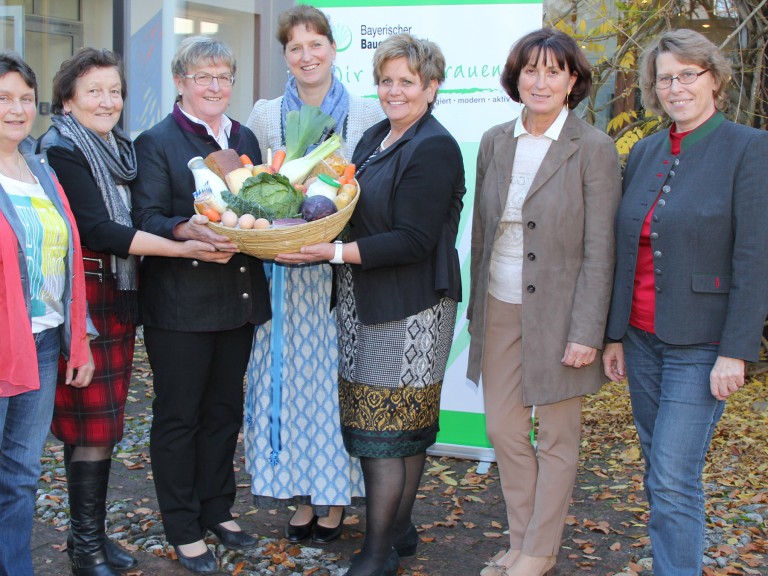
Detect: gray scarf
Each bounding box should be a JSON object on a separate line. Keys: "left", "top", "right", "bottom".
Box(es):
{"left": 51, "top": 113, "right": 139, "bottom": 320}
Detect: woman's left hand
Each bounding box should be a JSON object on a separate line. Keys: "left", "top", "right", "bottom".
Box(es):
{"left": 275, "top": 243, "right": 334, "bottom": 265}
{"left": 709, "top": 355, "right": 745, "bottom": 400}
{"left": 562, "top": 342, "right": 597, "bottom": 369}
{"left": 65, "top": 342, "right": 96, "bottom": 388}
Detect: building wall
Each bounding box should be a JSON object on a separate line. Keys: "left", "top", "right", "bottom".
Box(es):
{"left": 0, "top": 0, "right": 292, "bottom": 137}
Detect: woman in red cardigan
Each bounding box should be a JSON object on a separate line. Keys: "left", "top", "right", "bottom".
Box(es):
{"left": 0, "top": 51, "right": 94, "bottom": 576}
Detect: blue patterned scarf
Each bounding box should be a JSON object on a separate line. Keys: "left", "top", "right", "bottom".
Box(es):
{"left": 280, "top": 75, "right": 349, "bottom": 148}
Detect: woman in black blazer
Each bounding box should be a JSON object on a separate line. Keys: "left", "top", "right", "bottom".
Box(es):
{"left": 132, "top": 37, "right": 270, "bottom": 575}
{"left": 603, "top": 29, "right": 768, "bottom": 576}
{"left": 278, "top": 33, "right": 464, "bottom": 576}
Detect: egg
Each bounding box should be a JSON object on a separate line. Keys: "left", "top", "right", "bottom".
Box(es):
{"left": 220, "top": 210, "right": 238, "bottom": 227}
{"left": 238, "top": 214, "right": 257, "bottom": 229}
{"left": 252, "top": 217, "right": 270, "bottom": 230}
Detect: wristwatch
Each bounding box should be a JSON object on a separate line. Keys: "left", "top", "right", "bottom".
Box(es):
{"left": 329, "top": 240, "right": 344, "bottom": 264}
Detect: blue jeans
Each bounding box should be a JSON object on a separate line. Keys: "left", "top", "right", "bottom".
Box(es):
{"left": 0, "top": 328, "right": 60, "bottom": 576}
{"left": 623, "top": 326, "right": 724, "bottom": 576}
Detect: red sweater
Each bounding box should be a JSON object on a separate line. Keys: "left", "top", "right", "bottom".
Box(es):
{"left": 628, "top": 127, "right": 690, "bottom": 332}
{"left": 0, "top": 174, "right": 89, "bottom": 397}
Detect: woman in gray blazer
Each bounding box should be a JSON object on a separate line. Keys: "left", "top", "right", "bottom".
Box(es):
{"left": 466, "top": 29, "right": 621, "bottom": 576}
{"left": 603, "top": 29, "right": 768, "bottom": 576}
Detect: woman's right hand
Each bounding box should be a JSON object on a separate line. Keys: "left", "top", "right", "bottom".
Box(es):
{"left": 174, "top": 214, "right": 238, "bottom": 252}
{"left": 603, "top": 342, "right": 626, "bottom": 382}
{"left": 65, "top": 340, "right": 96, "bottom": 388}
{"left": 181, "top": 239, "right": 235, "bottom": 264}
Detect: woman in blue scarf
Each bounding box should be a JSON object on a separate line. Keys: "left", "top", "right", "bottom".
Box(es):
{"left": 244, "top": 5, "right": 383, "bottom": 544}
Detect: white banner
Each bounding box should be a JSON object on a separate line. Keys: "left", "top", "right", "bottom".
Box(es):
{"left": 312, "top": 0, "right": 543, "bottom": 459}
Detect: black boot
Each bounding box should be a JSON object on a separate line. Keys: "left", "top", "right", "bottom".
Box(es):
{"left": 67, "top": 535, "right": 139, "bottom": 573}
{"left": 65, "top": 448, "right": 138, "bottom": 572}
{"left": 68, "top": 460, "right": 121, "bottom": 576}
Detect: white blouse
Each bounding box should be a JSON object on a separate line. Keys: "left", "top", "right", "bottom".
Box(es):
{"left": 488, "top": 106, "right": 568, "bottom": 304}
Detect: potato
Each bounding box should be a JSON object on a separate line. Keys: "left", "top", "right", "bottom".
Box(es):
{"left": 338, "top": 183, "right": 357, "bottom": 197}
{"left": 334, "top": 192, "right": 354, "bottom": 210}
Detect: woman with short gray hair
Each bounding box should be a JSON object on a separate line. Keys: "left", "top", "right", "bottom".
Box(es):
{"left": 132, "top": 36, "right": 271, "bottom": 575}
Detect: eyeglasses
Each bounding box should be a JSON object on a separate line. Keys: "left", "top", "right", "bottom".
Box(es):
{"left": 654, "top": 69, "right": 709, "bottom": 90}
{"left": 183, "top": 73, "right": 235, "bottom": 87}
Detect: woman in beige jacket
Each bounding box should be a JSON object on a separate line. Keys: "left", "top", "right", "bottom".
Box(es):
{"left": 466, "top": 29, "right": 621, "bottom": 576}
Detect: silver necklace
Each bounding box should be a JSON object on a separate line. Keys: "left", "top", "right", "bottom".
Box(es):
{"left": 378, "top": 130, "right": 392, "bottom": 151}
{"left": 0, "top": 152, "right": 26, "bottom": 181}
{"left": 16, "top": 153, "right": 31, "bottom": 180}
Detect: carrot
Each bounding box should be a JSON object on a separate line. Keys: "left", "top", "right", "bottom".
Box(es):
{"left": 271, "top": 149, "right": 287, "bottom": 172}
{"left": 239, "top": 154, "right": 253, "bottom": 167}
{"left": 338, "top": 176, "right": 350, "bottom": 186}
{"left": 342, "top": 163, "right": 356, "bottom": 181}
{"left": 201, "top": 207, "right": 222, "bottom": 222}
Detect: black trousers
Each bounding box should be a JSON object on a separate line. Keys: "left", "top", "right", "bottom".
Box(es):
{"left": 144, "top": 324, "right": 254, "bottom": 545}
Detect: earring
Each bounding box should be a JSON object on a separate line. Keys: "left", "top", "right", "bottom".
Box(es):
{"left": 178, "top": 91, "right": 183, "bottom": 96}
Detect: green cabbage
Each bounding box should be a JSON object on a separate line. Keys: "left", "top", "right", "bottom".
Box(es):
{"left": 223, "top": 172, "right": 303, "bottom": 221}
{"left": 221, "top": 190, "right": 272, "bottom": 220}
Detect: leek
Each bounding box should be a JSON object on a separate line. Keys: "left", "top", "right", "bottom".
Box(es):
{"left": 285, "top": 106, "right": 337, "bottom": 162}
{"left": 279, "top": 133, "right": 341, "bottom": 185}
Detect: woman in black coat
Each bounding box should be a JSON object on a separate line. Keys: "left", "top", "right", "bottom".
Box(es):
{"left": 40, "top": 47, "right": 222, "bottom": 576}
{"left": 278, "top": 34, "right": 464, "bottom": 576}
{"left": 132, "top": 37, "right": 270, "bottom": 575}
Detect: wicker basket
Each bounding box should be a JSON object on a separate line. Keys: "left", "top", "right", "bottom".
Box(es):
{"left": 204, "top": 161, "right": 358, "bottom": 260}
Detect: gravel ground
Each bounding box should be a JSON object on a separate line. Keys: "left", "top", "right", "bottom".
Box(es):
{"left": 32, "top": 338, "right": 768, "bottom": 576}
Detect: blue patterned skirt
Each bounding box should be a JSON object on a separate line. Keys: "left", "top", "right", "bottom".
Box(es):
{"left": 244, "top": 263, "right": 364, "bottom": 510}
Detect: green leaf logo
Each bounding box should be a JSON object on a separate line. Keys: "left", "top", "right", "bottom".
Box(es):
{"left": 333, "top": 24, "right": 353, "bottom": 52}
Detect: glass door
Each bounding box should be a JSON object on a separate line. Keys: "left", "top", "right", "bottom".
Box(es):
{"left": 24, "top": 15, "right": 82, "bottom": 137}
{"left": 0, "top": 5, "right": 24, "bottom": 53}
{"left": 0, "top": 4, "right": 83, "bottom": 137}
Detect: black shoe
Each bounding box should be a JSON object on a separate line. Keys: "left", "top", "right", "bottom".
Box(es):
{"left": 377, "top": 547, "right": 401, "bottom": 576}
{"left": 206, "top": 524, "right": 258, "bottom": 549}
{"left": 68, "top": 535, "right": 139, "bottom": 572}
{"left": 284, "top": 514, "right": 317, "bottom": 542}
{"left": 351, "top": 547, "right": 400, "bottom": 576}
{"left": 394, "top": 523, "right": 419, "bottom": 557}
{"left": 174, "top": 546, "right": 218, "bottom": 575}
{"left": 311, "top": 509, "right": 345, "bottom": 544}
{"left": 351, "top": 523, "right": 419, "bottom": 564}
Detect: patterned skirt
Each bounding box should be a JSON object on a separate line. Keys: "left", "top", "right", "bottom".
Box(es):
{"left": 244, "top": 263, "right": 364, "bottom": 509}
{"left": 51, "top": 251, "right": 135, "bottom": 446}
{"left": 336, "top": 265, "right": 457, "bottom": 458}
